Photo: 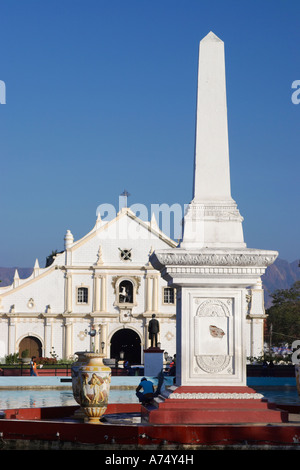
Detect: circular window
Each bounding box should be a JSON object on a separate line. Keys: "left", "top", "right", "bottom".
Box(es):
{"left": 119, "top": 248, "right": 132, "bottom": 261}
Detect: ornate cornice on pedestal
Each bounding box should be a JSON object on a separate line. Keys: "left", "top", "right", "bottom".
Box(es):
{"left": 185, "top": 200, "right": 244, "bottom": 222}
{"left": 246, "top": 314, "right": 268, "bottom": 320}
{"left": 150, "top": 248, "right": 278, "bottom": 270}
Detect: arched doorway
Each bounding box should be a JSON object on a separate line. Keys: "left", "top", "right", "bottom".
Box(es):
{"left": 110, "top": 328, "right": 141, "bottom": 365}
{"left": 19, "top": 336, "right": 42, "bottom": 358}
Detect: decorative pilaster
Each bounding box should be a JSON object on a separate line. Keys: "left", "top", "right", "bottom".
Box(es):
{"left": 93, "top": 274, "right": 107, "bottom": 313}
{"left": 246, "top": 280, "right": 267, "bottom": 358}
{"left": 64, "top": 320, "right": 73, "bottom": 359}
{"left": 145, "top": 275, "right": 152, "bottom": 313}
{"left": 44, "top": 318, "right": 52, "bottom": 357}
{"left": 100, "top": 275, "right": 107, "bottom": 312}
{"left": 152, "top": 275, "right": 159, "bottom": 313}
{"left": 8, "top": 316, "right": 16, "bottom": 355}
{"left": 64, "top": 273, "right": 72, "bottom": 313}
{"left": 93, "top": 275, "right": 101, "bottom": 312}
{"left": 100, "top": 322, "right": 107, "bottom": 356}
{"left": 145, "top": 274, "right": 159, "bottom": 314}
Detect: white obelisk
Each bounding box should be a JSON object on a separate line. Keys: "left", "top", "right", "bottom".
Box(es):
{"left": 193, "top": 32, "right": 231, "bottom": 201}
{"left": 181, "top": 31, "right": 245, "bottom": 250}
{"left": 150, "top": 32, "right": 278, "bottom": 389}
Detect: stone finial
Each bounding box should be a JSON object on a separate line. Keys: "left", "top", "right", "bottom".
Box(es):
{"left": 33, "top": 258, "right": 40, "bottom": 277}
{"left": 96, "top": 244, "right": 104, "bottom": 265}
{"left": 64, "top": 229, "right": 74, "bottom": 250}
{"left": 13, "top": 269, "right": 19, "bottom": 288}
{"left": 96, "top": 212, "right": 103, "bottom": 229}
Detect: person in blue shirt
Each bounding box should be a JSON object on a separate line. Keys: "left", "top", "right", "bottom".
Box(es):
{"left": 30, "top": 356, "right": 39, "bottom": 376}
{"left": 135, "top": 377, "right": 154, "bottom": 404}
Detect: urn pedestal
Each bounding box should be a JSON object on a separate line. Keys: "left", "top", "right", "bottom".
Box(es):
{"left": 71, "top": 352, "right": 111, "bottom": 424}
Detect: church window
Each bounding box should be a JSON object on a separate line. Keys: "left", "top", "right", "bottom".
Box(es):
{"left": 119, "top": 280, "right": 133, "bottom": 303}
{"left": 112, "top": 275, "right": 140, "bottom": 309}
{"left": 163, "top": 287, "right": 175, "bottom": 305}
{"left": 119, "top": 248, "right": 132, "bottom": 261}
{"left": 77, "top": 287, "right": 88, "bottom": 304}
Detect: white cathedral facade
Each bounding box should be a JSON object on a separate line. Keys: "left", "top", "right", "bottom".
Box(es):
{"left": 0, "top": 206, "right": 178, "bottom": 364}
{"left": 0, "top": 201, "right": 266, "bottom": 365}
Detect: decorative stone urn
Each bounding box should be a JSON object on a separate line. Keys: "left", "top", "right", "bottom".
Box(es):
{"left": 71, "top": 352, "right": 111, "bottom": 424}
{"left": 71, "top": 351, "right": 88, "bottom": 406}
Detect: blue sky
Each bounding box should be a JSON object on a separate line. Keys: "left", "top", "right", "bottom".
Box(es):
{"left": 0, "top": 0, "right": 299, "bottom": 267}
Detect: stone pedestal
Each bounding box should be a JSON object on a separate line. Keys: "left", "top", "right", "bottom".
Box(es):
{"left": 151, "top": 248, "right": 277, "bottom": 388}
{"left": 144, "top": 348, "right": 164, "bottom": 377}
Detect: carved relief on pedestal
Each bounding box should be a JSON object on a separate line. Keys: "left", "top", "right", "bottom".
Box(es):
{"left": 194, "top": 298, "right": 232, "bottom": 374}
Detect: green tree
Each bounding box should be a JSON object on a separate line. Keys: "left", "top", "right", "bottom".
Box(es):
{"left": 45, "top": 250, "right": 58, "bottom": 267}
{"left": 266, "top": 281, "right": 300, "bottom": 347}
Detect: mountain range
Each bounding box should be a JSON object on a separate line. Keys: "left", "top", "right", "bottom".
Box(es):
{"left": 0, "top": 258, "right": 299, "bottom": 309}
{"left": 262, "top": 258, "right": 300, "bottom": 308}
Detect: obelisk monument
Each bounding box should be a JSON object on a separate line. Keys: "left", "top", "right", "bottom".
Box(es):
{"left": 181, "top": 31, "right": 245, "bottom": 250}
{"left": 193, "top": 31, "right": 231, "bottom": 203}
{"left": 150, "top": 32, "right": 277, "bottom": 389}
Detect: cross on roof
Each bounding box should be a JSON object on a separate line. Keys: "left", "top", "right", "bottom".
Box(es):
{"left": 121, "top": 190, "right": 130, "bottom": 198}
{"left": 120, "top": 190, "right": 131, "bottom": 208}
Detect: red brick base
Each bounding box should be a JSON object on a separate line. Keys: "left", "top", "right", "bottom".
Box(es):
{"left": 145, "top": 386, "right": 289, "bottom": 424}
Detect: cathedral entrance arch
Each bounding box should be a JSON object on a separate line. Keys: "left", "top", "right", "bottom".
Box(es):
{"left": 110, "top": 328, "right": 141, "bottom": 365}
{"left": 19, "top": 336, "right": 42, "bottom": 358}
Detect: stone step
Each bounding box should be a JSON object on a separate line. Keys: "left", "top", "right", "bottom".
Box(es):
{"left": 147, "top": 405, "right": 288, "bottom": 424}
{"left": 156, "top": 399, "right": 274, "bottom": 410}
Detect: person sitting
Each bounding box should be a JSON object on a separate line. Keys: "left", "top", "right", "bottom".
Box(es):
{"left": 168, "top": 354, "right": 176, "bottom": 376}
{"left": 135, "top": 377, "right": 154, "bottom": 405}
{"left": 124, "top": 360, "right": 132, "bottom": 375}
